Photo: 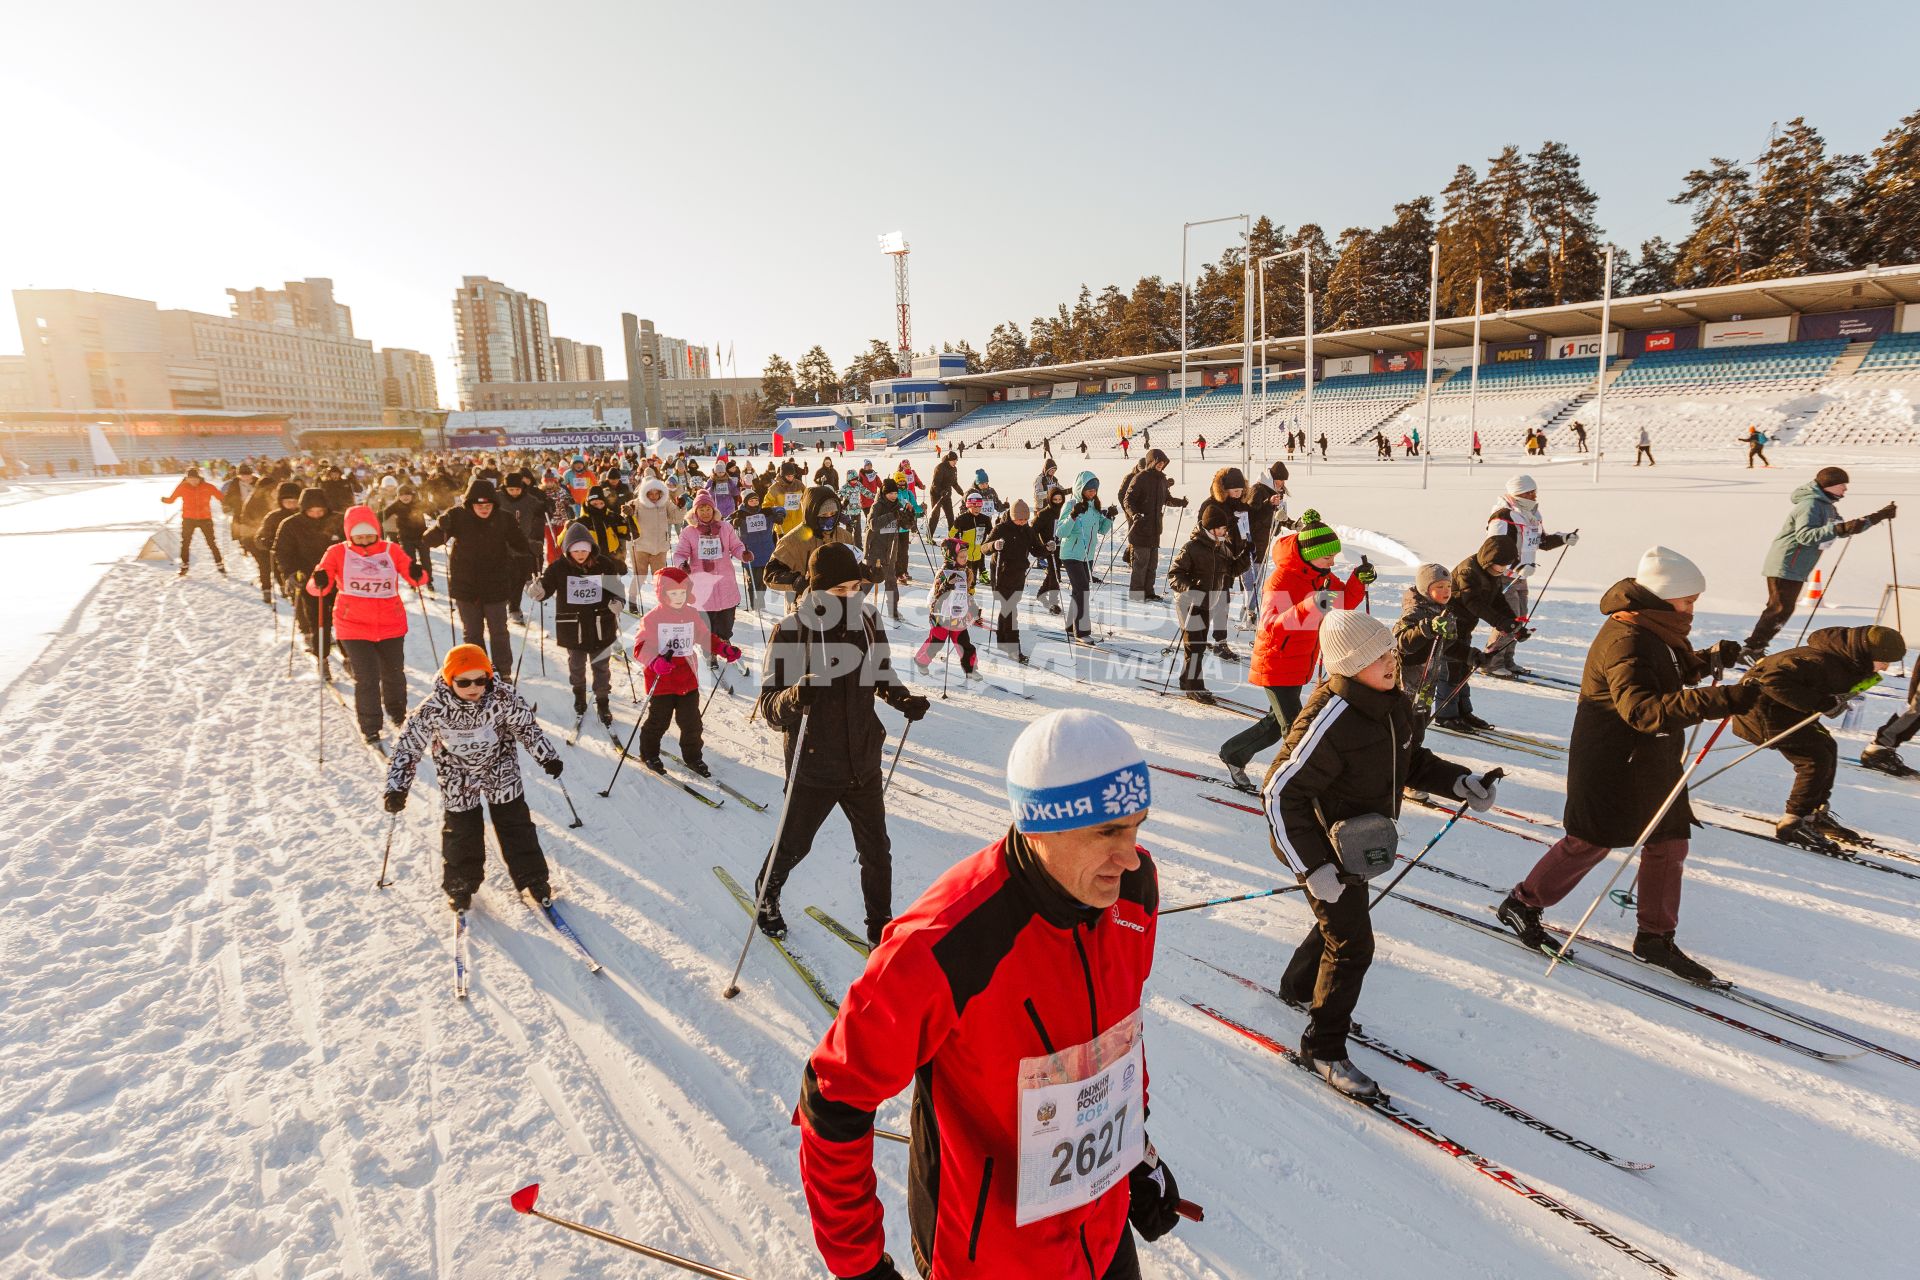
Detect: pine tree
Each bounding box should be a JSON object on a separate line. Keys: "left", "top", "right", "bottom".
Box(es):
{"left": 952, "top": 339, "right": 984, "bottom": 373}
{"left": 1111, "top": 277, "right": 1178, "bottom": 354}
{"left": 1437, "top": 164, "right": 1497, "bottom": 316}
{"left": 1321, "top": 227, "right": 1384, "bottom": 331}
{"left": 794, "top": 345, "right": 839, "bottom": 403}
{"left": 1481, "top": 146, "right": 1536, "bottom": 308}
{"left": 1286, "top": 224, "right": 1333, "bottom": 334}
{"left": 985, "top": 321, "right": 1030, "bottom": 370}
{"left": 1748, "top": 118, "right": 1861, "bottom": 279}
{"left": 1852, "top": 108, "right": 1920, "bottom": 266}
{"left": 759, "top": 353, "right": 796, "bottom": 421}
{"left": 1624, "top": 236, "right": 1678, "bottom": 294}
{"left": 1671, "top": 158, "right": 1753, "bottom": 286}
{"left": 1526, "top": 141, "right": 1605, "bottom": 304}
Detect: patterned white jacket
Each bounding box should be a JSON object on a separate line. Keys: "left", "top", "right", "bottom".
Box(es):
{"left": 386, "top": 678, "right": 558, "bottom": 811}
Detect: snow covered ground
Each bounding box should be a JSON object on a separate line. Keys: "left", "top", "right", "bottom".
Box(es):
{"left": 2, "top": 456, "right": 1917, "bottom": 1279}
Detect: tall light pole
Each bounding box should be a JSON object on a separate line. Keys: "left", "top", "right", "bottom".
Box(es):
{"left": 1181, "top": 214, "right": 1249, "bottom": 481}
{"left": 1592, "top": 243, "right": 1616, "bottom": 485}
{"left": 1257, "top": 246, "right": 1314, "bottom": 474}
{"left": 1420, "top": 241, "right": 1439, "bottom": 490}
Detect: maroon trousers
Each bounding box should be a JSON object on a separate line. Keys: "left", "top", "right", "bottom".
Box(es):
{"left": 1513, "top": 835, "right": 1690, "bottom": 934}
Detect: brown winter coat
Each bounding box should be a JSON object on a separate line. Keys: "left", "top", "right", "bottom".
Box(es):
{"left": 1731, "top": 626, "right": 1876, "bottom": 746}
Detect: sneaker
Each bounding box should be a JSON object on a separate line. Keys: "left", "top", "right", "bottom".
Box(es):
{"left": 1632, "top": 931, "right": 1721, "bottom": 985}
{"left": 1496, "top": 894, "right": 1549, "bottom": 950}
{"left": 640, "top": 753, "right": 667, "bottom": 774}
{"left": 756, "top": 901, "right": 788, "bottom": 940}
{"left": 681, "top": 757, "right": 712, "bottom": 778}
{"left": 1299, "top": 1054, "right": 1382, "bottom": 1100}
{"left": 1774, "top": 814, "right": 1837, "bottom": 852}
{"left": 1185, "top": 689, "right": 1217, "bottom": 706}
{"left": 1807, "top": 804, "right": 1862, "bottom": 843}
{"left": 1859, "top": 744, "right": 1918, "bottom": 779}
{"left": 1222, "top": 761, "right": 1255, "bottom": 792}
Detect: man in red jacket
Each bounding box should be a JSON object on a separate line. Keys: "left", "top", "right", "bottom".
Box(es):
{"left": 160, "top": 466, "right": 227, "bottom": 577}
{"left": 796, "top": 709, "right": 1185, "bottom": 1279}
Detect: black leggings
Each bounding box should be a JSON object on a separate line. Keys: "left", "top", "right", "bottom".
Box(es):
{"left": 442, "top": 796, "right": 547, "bottom": 901}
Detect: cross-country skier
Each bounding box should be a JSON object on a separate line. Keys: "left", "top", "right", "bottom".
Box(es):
{"left": 671, "top": 490, "right": 751, "bottom": 665}
{"left": 527, "top": 521, "right": 627, "bottom": 731}
{"left": 382, "top": 485, "right": 433, "bottom": 590}
{"left": 1058, "top": 472, "right": 1114, "bottom": 641}
{"left": 1741, "top": 426, "right": 1772, "bottom": 469}
{"left": 915, "top": 537, "right": 981, "bottom": 679}
{"left": 422, "top": 478, "right": 533, "bottom": 676}
{"left": 273, "top": 486, "right": 345, "bottom": 664}
{"left": 1194, "top": 467, "right": 1253, "bottom": 658}
{"left": 384, "top": 643, "right": 564, "bottom": 912}
{"left": 576, "top": 487, "right": 636, "bottom": 612}
{"left": 1122, "top": 450, "right": 1186, "bottom": 603}
{"left": 730, "top": 488, "right": 777, "bottom": 613}
{"left": 926, "top": 450, "right": 959, "bottom": 539}
{"left": 251, "top": 480, "right": 302, "bottom": 605}
{"left": 1263, "top": 610, "right": 1487, "bottom": 1098}
{"left": 1394, "top": 563, "right": 1479, "bottom": 727}
{"left": 220, "top": 463, "right": 257, "bottom": 549}
{"left": 763, "top": 485, "right": 856, "bottom": 613}
{"left": 950, "top": 492, "right": 994, "bottom": 589}
{"left": 1733, "top": 625, "right": 1905, "bottom": 849}
{"left": 1861, "top": 675, "right": 1920, "bottom": 778}
{"left": 986, "top": 499, "right": 1048, "bottom": 660}
{"left": 304, "top": 504, "right": 428, "bottom": 743}
{"left": 1497, "top": 547, "right": 1758, "bottom": 983}
{"left": 862, "top": 478, "right": 911, "bottom": 622}
{"left": 633, "top": 566, "right": 742, "bottom": 775}
{"left": 1243, "top": 461, "right": 1293, "bottom": 623}
{"left": 1033, "top": 485, "right": 1069, "bottom": 615}
{"left": 1448, "top": 536, "right": 1527, "bottom": 708}
{"left": 1166, "top": 504, "right": 1245, "bottom": 705}
{"left": 1218, "top": 515, "right": 1368, "bottom": 789}
{"left": 754, "top": 543, "right": 928, "bottom": 944}
{"left": 496, "top": 472, "right": 552, "bottom": 621}
{"left": 161, "top": 466, "right": 227, "bottom": 577}
{"left": 795, "top": 709, "right": 1184, "bottom": 1280}
{"left": 1741, "top": 466, "right": 1896, "bottom": 663}
{"left": 765, "top": 460, "right": 810, "bottom": 536}
{"left": 626, "top": 476, "right": 684, "bottom": 616}
{"left": 1482, "top": 473, "right": 1576, "bottom": 678}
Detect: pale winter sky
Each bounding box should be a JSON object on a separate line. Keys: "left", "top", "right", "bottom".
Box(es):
{"left": 3, "top": 0, "right": 1917, "bottom": 404}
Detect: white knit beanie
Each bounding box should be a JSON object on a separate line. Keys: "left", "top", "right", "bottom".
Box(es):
{"left": 1006, "top": 709, "right": 1151, "bottom": 834}
{"left": 1635, "top": 545, "right": 1706, "bottom": 600}
{"left": 1505, "top": 472, "right": 1537, "bottom": 497}
{"left": 1320, "top": 609, "right": 1395, "bottom": 677}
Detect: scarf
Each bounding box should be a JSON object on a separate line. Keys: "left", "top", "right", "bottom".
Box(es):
{"left": 1613, "top": 607, "right": 1693, "bottom": 650}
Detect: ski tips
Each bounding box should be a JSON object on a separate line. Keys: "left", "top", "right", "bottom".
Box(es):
{"left": 510, "top": 1183, "right": 540, "bottom": 1214}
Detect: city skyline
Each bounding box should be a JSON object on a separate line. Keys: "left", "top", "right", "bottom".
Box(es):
{"left": 4, "top": 1, "right": 1918, "bottom": 405}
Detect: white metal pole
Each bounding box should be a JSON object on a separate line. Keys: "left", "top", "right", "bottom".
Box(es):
{"left": 1303, "top": 263, "right": 1315, "bottom": 473}
{"left": 1469, "top": 276, "right": 1482, "bottom": 462}
{"left": 1180, "top": 228, "right": 1188, "bottom": 469}
{"left": 1593, "top": 242, "right": 1615, "bottom": 485}
{"left": 1242, "top": 222, "right": 1254, "bottom": 477}
{"left": 1421, "top": 241, "right": 1438, "bottom": 490}
{"left": 1257, "top": 257, "right": 1268, "bottom": 455}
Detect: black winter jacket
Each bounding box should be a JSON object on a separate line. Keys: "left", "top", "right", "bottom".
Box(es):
{"left": 1261, "top": 675, "right": 1468, "bottom": 877}
{"left": 985, "top": 516, "right": 1047, "bottom": 589}
{"left": 1122, "top": 467, "right": 1187, "bottom": 546}
{"left": 422, "top": 479, "right": 535, "bottom": 604}
{"left": 1167, "top": 529, "right": 1246, "bottom": 596}
{"left": 1449, "top": 541, "right": 1524, "bottom": 636}
{"left": 1563, "top": 579, "right": 1758, "bottom": 846}
{"left": 496, "top": 483, "right": 553, "bottom": 552}
{"left": 1732, "top": 626, "right": 1875, "bottom": 746}
{"left": 756, "top": 595, "right": 917, "bottom": 788}
{"left": 271, "top": 489, "right": 343, "bottom": 582}
{"left": 534, "top": 547, "right": 627, "bottom": 653}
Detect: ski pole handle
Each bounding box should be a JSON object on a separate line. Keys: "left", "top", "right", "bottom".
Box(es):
{"left": 1177, "top": 1199, "right": 1206, "bottom": 1222}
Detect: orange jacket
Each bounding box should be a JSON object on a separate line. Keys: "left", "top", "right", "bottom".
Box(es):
{"left": 1247, "top": 532, "right": 1368, "bottom": 688}
{"left": 162, "top": 479, "right": 225, "bottom": 521}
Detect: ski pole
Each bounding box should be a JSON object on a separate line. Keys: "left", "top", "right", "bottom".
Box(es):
{"left": 598, "top": 693, "right": 653, "bottom": 795}
{"left": 538, "top": 598, "right": 546, "bottom": 675}
{"left": 509, "top": 1184, "right": 753, "bottom": 1280}
{"left": 413, "top": 585, "right": 438, "bottom": 667}
{"left": 1795, "top": 533, "right": 1852, "bottom": 645}
{"left": 883, "top": 720, "right": 913, "bottom": 795}
{"left": 376, "top": 810, "right": 399, "bottom": 889}
{"left": 1891, "top": 520, "right": 1906, "bottom": 677}
{"left": 317, "top": 607, "right": 330, "bottom": 768}
{"left": 1687, "top": 700, "right": 1852, "bottom": 792}
{"left": 618, "top": 644, "right": 640, "bottom": 703}
{"left": 512, "top": 606, "right": 532, "bottom": 685}
{"left": 1160, "top": 884, "right": 1302, "bottom": 916}
{"left": 724, "top": 705, "right": 813, "bottom": 999}
{"left": 554, "top": 776, "right": 584, "bottom": 829}
{"left": 1370, "top": 770, "right": 1501, "bottom": 909}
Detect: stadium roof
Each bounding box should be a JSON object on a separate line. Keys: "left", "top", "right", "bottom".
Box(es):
{"left": 945, "top": 264, "right": 1920, "bottom": 388}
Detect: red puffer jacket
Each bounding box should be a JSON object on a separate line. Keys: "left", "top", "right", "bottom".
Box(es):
{"left": 1247, "top": 532, "right": 1367, "bottom": 688}
{"left": 797, "top": 831, "right": 1158, "bottom": 1280}
{"left": 305, "top": 506, "right": 424, "bottom": 642}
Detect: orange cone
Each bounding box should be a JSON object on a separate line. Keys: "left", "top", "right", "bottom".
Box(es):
{"left": 1808, "top": 569, "right": 1824, "bottom": 601}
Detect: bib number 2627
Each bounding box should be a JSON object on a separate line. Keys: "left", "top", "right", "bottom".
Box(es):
{"left": 1049, "top": 1103, "right": 1129, "bottom": 1186}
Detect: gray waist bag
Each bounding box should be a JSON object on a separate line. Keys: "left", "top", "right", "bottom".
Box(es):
{"left": 1327, "top": 813, "right": 1399, "bottom": 879}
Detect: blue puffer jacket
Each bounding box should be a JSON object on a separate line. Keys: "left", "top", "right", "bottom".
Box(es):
{"left": 1760, "top": 480, "right": 1843, "bottom": 582}
{"left": 1056, "top": 471, "right": 1112, "bottom": 562}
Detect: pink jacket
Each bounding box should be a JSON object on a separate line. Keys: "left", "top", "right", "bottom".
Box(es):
{"left": 670, "top": 518, "right": 749, "bottom": 611}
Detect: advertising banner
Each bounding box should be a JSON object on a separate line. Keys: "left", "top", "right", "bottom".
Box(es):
{"left": 1625, "top": 327, "right": 1698, "bottom": 355}
{"left": 991, "top": 389, "right": 1004, "bottom": 401}
{"left": 1106, "top": 377, "right": 1137, "bottom": 394}
{"left": 1902, "top": 305, "right": 1920, "bottom": 334}
{"left": 1429, "top": 345, "right": 1478, "bottom": 371}
{"left": 447, "top": 429, "right": 648, "bottom": 450}
{"left": 1797, "top": 308, "right": 1894, "bottom": 342}
{"left": 1054, "top": 381, "right": 1080, "bottom": 399}
{"left": 1078, "top": 380, "right": 1106, "bottom": 397}
{"left": 1203, "top": 367, "right": 1242, "bottom": 387}
{"left": 1487, "top": 339, "right": 1544, "bottom": 363}
{"left": 1168, "top": 371, "right": 1210, "bottom": 389}
{"left": 1007, "top": 386, "right": 1030, "bottom": 401}
{"left": 1702, "top": 317, "right": 1791, "bottom": 348}
{"left": 1321, "top": 355, "right": 1369, "bottom": 378}
{"left": 1371, "top": 351, "right": 1424, "bottom": 374}
{"left": 1139, "top": 374, "right": 1165, "bottom": 391}
{"left": 1548, "top": 332, "right": 1623, "bottom": 360}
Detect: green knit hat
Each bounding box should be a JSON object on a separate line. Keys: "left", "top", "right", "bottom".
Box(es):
{"left": 1298, "top": 517, "right": 1341, "bottom": 562}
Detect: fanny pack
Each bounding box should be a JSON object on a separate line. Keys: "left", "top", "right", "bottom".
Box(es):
{"left": 1324, "top": 811, "right": 1399, "bottom": 880}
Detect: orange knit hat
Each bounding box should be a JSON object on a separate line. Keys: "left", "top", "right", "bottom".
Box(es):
{"left": 441, "top": 643, "right": 493, "bottom": 684}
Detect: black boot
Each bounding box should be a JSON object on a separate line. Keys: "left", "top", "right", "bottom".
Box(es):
{"left": 1497, "top": 894, "right": 1549, "bottom": 950}
{"left": 1775, "top": 814, "right": 1837, "bottom": 852}
{"left": 1807, "top": 804, "right": 1862, "bottom": 843}
{"left": 866, "top": 917, "right": 891, "bottom": 948}
{"left": 1860, "top": 744, "right": 1918, "bottom": 779}
{"left": 573, "top": 686, "right": 588, "bottom": 716}
{"left": 596, "top": 696, "right": 612, "bottom": 728}
{"left": 1632, "top": 931, "right": 1721, "bottom": 985}
{"left": 756, "top": 899, "right": 788, "bottom": 940}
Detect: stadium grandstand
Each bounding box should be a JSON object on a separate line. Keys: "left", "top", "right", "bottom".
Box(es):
{"left": 930, "top": 265, "right": 1920, "bottom": 460}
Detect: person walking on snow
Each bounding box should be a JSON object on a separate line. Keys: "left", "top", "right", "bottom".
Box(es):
{"left": 671, "top": 489, "right": 752, "bottom": 666}
{"left": 754, "top": 543, "right": 929, "bottom": 944}
{"left": 1394, "top": 563, "right": 1480, "bottom": 728}
{"left": 273, "top": 486, "right": 346, "bottom": 665}
{"left": 795, "top": 709, "right": 1186, "bottom": 1280}
{"left": 1741, "top": 426, "right": 1772, "bottom": 469}
{"left": 220, "top": 464, "right": 258, "bottom": 551}
{"left": 1264, "top": 610, "right": 1490, "bottom": 1099}
{"left": 161, "top": 466, "right": 227, "bottom": 576}
{"left": 1482, "top": 473, "right": 1577, "bottom": 678}
{"left": 633, "top": 566, "right": 743, "bottom": 775}
{"left": 1634, "top": 426, "right": 1655, "bottom": 466}
{"left": 1122, "top": 449, "right": 1186, "bottom": 603}
{"left": 1497, "top": 547, "right": 1758, "bottom": 984}
{"left": 987, "top": 499, "right": 1048, "bottom": 660}
{"left": 1058, "top": 472, "right": 1114, "bottom": 640}
{"left": 1217, "top": 515, "right": 1370, "bottom": 789}
{"left": 383, "top": 643, "right": 564, "bottom": 912}
{"left": 382, "top": 485, "right": 434, "bottom": 590}
{"left": 1167, "top": 505, "right": 1246, "bottom": 704}
{"left": 862, "top": 478, "right": 912, "bottom": 622}
{"left": 304, "top": 504, "right": 429, "bottom": 743}
{"left": 731, "top": 488, "right": 778, "bottom": 613}
{"left": 422, "top": 478, "right": 534, "bottom": 677}
{"left": 915, "top": 538, "right": 982, "bottom": 679}
{"left": 251, "top": 480, "right": 302, "bottom": 605}
{"left": 527, "top": 522, "right": 628, "bottom": 729}
{"left": 1741, "top": 466, "right": 1896, "bottom": 663}
{"left": 624, "top": 477, "right": 683, "bottom": 617}
{"left": 1733, "top": 625, "right": 1905, "bottom": 849}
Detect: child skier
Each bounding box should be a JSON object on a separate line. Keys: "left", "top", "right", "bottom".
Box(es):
{"left": 1733, "top": 625, "right": 1905, "bottom": 849}
{"left": 1166, "top": 504, "right": 1247, "bottom": 705}
{"left": 633, "top": 566, "right": 742, "bottom": 775}
{"left": 951, "top": 491, "right": 994, "bottom": 587}
{"left": 527, "top": 521, "right": 628, "bottom": 731}
{"left": 304, "top": 504, "right": 429, "bottom": 744}
{"left": 384, "top": 643, "right": 565, "bottom": 912}
{"left": 915, "top": 538, "right": 981, "bottom": 678}
{"left": 730, "top": 488, "right": 777, "bottom": 612}
{"left": 672, "top": 490, "right": 752, "bottom": 667}
{"left": 1394, "top": 562, "right": 1484, "bottom": 729}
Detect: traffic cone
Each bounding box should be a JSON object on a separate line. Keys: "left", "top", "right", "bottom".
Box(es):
{"left": 1807, "top": 568, "right": 1823, "bottom": 601}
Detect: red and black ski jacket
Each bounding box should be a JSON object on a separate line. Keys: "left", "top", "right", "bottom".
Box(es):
{"left": 797, "top": 829, "right": 1158, "bottom": 1279}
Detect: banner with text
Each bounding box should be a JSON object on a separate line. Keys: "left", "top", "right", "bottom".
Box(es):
{"left": 1054, "top": 382, "right": 1081, "bottom": 399}
{"left": 1168, "top": 371, "right": 1210, "bottom": 389}
{"left": 1702, "top": 317, "right": 1791, "bottom": 348}
{"left": 1007, "top": 386, "right": 1031, "bottom": 401}
{"left": 1624, "top": 327, "right": 1699, "bottom": 355}
{"left": 1371, "top": 351, "right": 1424, "bottom": 373}
{"left": 1203, "top": 368, "right": 1242, "bottom": 387}
{"left": 1106, "top": 376, "right": 1137, "bottom": 394}
{"left": 1079, "top": 380, "right": 1106, "bottom": 397}
{"left": 447, "top": 429, "right": 648, "bottom": 450}
{"left": 1548, "top": 332, "right": 1622, "bottom": 360}
{"left": 1321, "top": 355, "right": 1369, "bottom": 378}
{"left": 1797, "top": 308, "right": 1894, "bottom": 342}
{"left": 1487, "top": 339, "right": 1544, "bottom": 363}
{"left": 1429, "top": 345, "right": 1479, "bottom": 371}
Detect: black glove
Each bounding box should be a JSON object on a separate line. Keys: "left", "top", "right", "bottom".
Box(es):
{"left": 839, "top": 1256, "right": 905, "bottom": 1280}
{"left": 1127, "top": 1152, "right": 1182, "bottom": 1242}
{"left": 792, "top": 681, "right": 819, "bottom": 710}
{"left": 1104, "top": 504, "right": 1118, "bottom": 519}
{"left": 1709, "top": 639, "right": 1742, "bottom": 669}
{"left": 1511, "top": 625, "right": 1534, "bottom": 643}
{"left": 383, "top": 789, "right": 408, "bottom": 813}
{"left": 1834, "top": 516, "right": 1871, "bottom": 537}
{"left": 541, "top": 757, "right": 563, "bottom": 778}
{"left": 1071, "top": 500, "right": 1089, "bottom": 518}
{"left": 895, "top": 693, "right": 930, "bottom": 722}
{"left": 310, "top": 567, "right": 331, "bottom": 590}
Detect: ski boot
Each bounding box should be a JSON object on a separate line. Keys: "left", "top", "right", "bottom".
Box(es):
{"left": 626, "top": 603, "right": 642, "bottom": 617}
{"left": 1185, "top": 689, "right": 1217, "bottom": 707}
{"left": 261, "top": 587, "right": 273, "bottom": 606}
{"left": 1632, "top": 931, "right": 1721, "bottom": 986}
{"left": 755, "top": 899, "right": 788, "bottom": 940}
{"left": 1458, "top": 712, "right": 1496, "bottom": 732}
{"left": 1496, "top": 894, "right": 1549, "bottom": 950}
{"left": 215, "top": 561, "right": 227, "bottom": 576}
{"left": 1211, "top": 642, "right": 1240, "bottom": 662}
{"left": 596, "top": 697, "right": 613, "bottom": 729}
{"left": 363, "top": 731, "right": 381, "bottom": 747}
{"left": 639, "top": 752, "right": 667, "bottom": 774}
{"left": 448, "top": 889, "right": 473, "bottom": 913}
{"left": 681, "top": 757, "right": 712, "bottom": 778}
{"left": 1221, "top": 757, "right": 1256, "bottom": 792}
{"left": 1859, "top": 744, "right": 1918, "bottom": 779}
{"left": 1775, "top": 814, "right": 1838, "bottom": 852}
{"left": 1807, "top": 804, "right": 1863, "bottom": 843}
{"left": 1299, "top": 1054, "right": 1382, "bottom": 1100}
{"left": 525, "top": 880, "right": 554, "bottom": 909}
{"left": 573, "top": 687, "right": 588, "bottom": 716}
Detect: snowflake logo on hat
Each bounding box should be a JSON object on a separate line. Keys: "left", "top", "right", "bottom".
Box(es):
{"left": 1101, "top": 768, "right": 1150, "bottom": 816}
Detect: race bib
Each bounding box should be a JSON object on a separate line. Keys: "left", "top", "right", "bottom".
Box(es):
{"left": 1015, "top": 1011, "right": 1145, "bottom": 1226}
{"left": 784, "top": 493, "right": 801, "bottom": 511}
{"left": 745, "top": 513, "right": 768, "bottom": 534}
{"left": 657, "top": 621, "right": 696, "bottom": 656}
{"left": 341, "top": 547, "right": 398, "bottom": 598}
{"left": 438, "top": 722, "right": 497, "bottom": 753}
{"left": 698, "top": 535, "right": 723, "bottom": 560}
{"left": 565, "top": 575, "right": 603, "bottom": 605}
{"left": 982, "top": 501, "right": 998, "bottom": 520}
{"left": 1235, "top": 511, "right": 1251, "bottom": 541}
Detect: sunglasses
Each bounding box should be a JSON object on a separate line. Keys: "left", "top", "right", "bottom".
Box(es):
{"left": 452, "top": 676, "right": 491, "bottom": 688}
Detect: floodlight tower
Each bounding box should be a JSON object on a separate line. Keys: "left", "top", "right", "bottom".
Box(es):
{"left": 879, "top": 231, "right": 911, "bottom": 365}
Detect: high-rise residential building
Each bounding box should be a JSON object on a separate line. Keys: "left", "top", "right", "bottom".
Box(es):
{"left": 227, "top": 278, "right": 355, "bottom": 340}
{"left": 452, "top": 276, "right": 555, "bottom": 408}
{"left": 551, "top": 336, "right": 605, "bottom": 382}
{"left": 655, "top": 334, "right": 712, "bottom": 380}
{"left": 372, "top": 347, "right": 440, "bottom": 411}
{"left": 13, "top": 289, "right": 181, "bottom": 411}
{"left": 159, "top": 309, "right": 378, "bottom": 431}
